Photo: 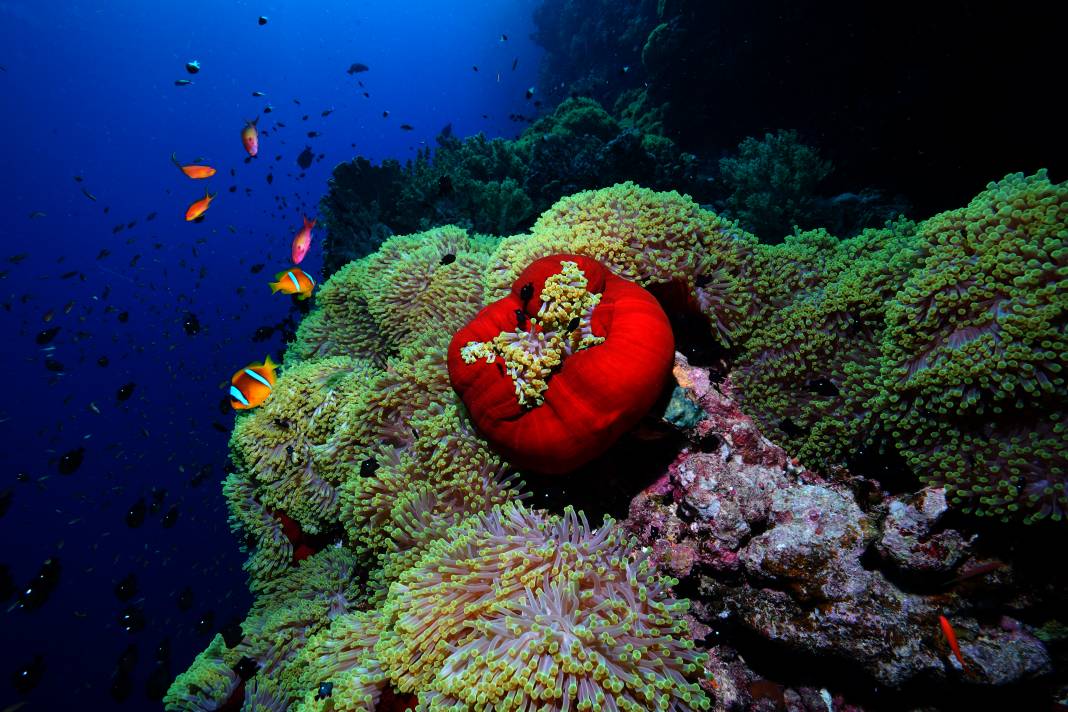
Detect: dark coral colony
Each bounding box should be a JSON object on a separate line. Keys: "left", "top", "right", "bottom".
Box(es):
{"left": 167, "top": 5, "right": 1066, "bottom": 712}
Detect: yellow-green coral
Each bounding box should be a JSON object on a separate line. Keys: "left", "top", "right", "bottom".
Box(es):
{"left": 164, "top": 634, "right": 241, "bottom": 711}
{"left": 878, "top": 171, "right": 1067, "bottom": 522}
{"left": 486, "top": 182, "right": 755, "bottom": 348}
{"left": 230, "top": 356, "right": 376, "bottom": 539}
{"left": 376, "top": 501, "right": 710, "bottom": 712}
{"left": 733, "top": 220, "right": 921, "bottom": 467}
{"left": 461, "top": 259, "right": 605, "bottom": 407}
{"left": 339, "top": 402, "right": 525, "bottom": 588}
{"left": 286, "top": 609, "right": 388, "bottom": 712}
{"left": 360, "top": 225, "right": 497, "bottom": 349}
{"left": 289, "top": 260, "right": 390, "bottom": 365}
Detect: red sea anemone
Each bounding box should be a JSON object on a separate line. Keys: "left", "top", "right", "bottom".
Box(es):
{"left": 448, "top": 254, "right": 674, "bottom": 473}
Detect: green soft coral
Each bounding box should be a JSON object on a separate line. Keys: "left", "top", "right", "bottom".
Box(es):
{"left": 878, "top": 171, "right": 1067, "bottom": 522}
{"left": 734, "top": 220, "right": 922, "bottom": 467}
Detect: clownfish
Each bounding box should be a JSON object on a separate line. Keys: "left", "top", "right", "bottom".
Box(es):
{"left": 229, "top": 355, "right": 277, "bottom": 410}
{"left": 291, "top": 216, "right": 316, "bottom": 264}
{"left": 184, "top": 189, "right": 216, "bottom": 221}
{"left": 242, "top": 117, "right": 259, "bottom": 157}
{"left": 171, "top": 152, "right": 216, "bottom": 179}
{"left": 269, "top": 268, "right": 315, "bottom": 300}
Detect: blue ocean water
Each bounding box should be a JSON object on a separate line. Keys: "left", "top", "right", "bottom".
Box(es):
{"left": 0, "top": 1, "right": 541, "bottom": 707}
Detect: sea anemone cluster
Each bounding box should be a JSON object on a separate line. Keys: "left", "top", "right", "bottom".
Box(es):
{"left": 878, "top": 171, "right": 1067, "bottom": 522}
{"left": 171, "top": 192, "right": 722, "bottom": 710}
{"left": 171, "top": 173, "right": 1065, "bottom": 712}
{"left": 733, "top": 171, "right": 1067, "bottom": 524}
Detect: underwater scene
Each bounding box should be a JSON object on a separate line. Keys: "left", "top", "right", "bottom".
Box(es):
{"left": 1, "top": 1, "right": 1065, "bottom": 710}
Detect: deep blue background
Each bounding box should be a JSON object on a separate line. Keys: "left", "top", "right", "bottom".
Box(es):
{"left": 0, "top": 1, "right": 542, "bottom": 708}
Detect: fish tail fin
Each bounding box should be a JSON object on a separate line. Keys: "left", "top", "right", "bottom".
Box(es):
{"left": 306, "top": 216, "right": 317, "bottom": 229}
{"left": 268, "top": 280, "right": 281, "bottom": 293}
{"left": 263, "top": 354, "right": 277, "bottom": 370}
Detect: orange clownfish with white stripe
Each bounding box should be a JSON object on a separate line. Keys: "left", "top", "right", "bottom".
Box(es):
{"left": 229, "top": 355, "right": 277, "bottom": 410}
{"left": 269, "top": 268, "right": 315, "bottom": 300}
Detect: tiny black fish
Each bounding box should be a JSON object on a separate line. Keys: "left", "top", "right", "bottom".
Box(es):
{"left": 258, "top": 15, "right": 268, "bottom": 25}
{"left": 399, "top": 124, "right": 414, "bottom": 131}
{"left": 512, "top": 57, "right": 518, "bottom": 71}
{"left": 307, "top": 131, "right": 320, "bottom": 138}
{"left": 98, "top": 355, "right": 109, "bottom": 367}
{"left": 146, "top": 211, "right": 157, "bottom": 221}
{"left": 0, "top": 488, "right": 12, "bottom": 519}
{"left": 266, "top": 173, "right": 273, "bottom": 185}
{"left": 119, "top": 604, "right": 146, "bottom": 633}
{"left": 36, "top": 326, "right": 60, "bottom": 344}
{"left": 58, "top": 447, "right": 84, "bottom": 474}
{"left": 185, "top": 60, "right": 200, "bottom": 74}
{"left": 297, "top": 146, "right": 313, "bottom": 169}
{"left": 250, "top": 263, "right": 265, "bottom": 274}
{"left": 114, "top": 573, "right": 137, "bottom": 601}
{"left": 196, "top": 610, "right": 215, "bottom": 635}
{"left": 149, "top": 487, "right": 166, "bottom": 514}
{"left": 525, "top": 86, "right": 535, "bottom": 100}
{"left": 346, "top": 62, "right": 369, "bottom": 74}
{"left": 18, "top": 557, "right": 61, "bottom": 610}
{"left": 126, "top": 498, "right": 146, "bottom": 528}
{"left": 233, "top": 656, "right": 258, "bottom": 681}
{"left": 183, "top": 312, "right": 200, "bottom": 336}
{"left": 439, "top": 252, "right": 456, "bottom": 265}
{"left": 43, "top": 355, "right": 63, "bottom": 371}
{"left": 221, "top": 620, "right": 243, "bottom": 648}
{"left": 116, "top": 382, "right": 136, "bottom": 401}
{"left": 161, "top": 505, "right": 179, "bottom": 528}
{"left": 472, "top": 65, "right": 478, "bottom": 72}
{"left": 12, "top": 654, "right": 45, "bottom": 693}
{"left": 359, "top": 457, "right": 379, "bottom": 477}
{"left": 117, "top": 311, "right": 129, "bottom": 322}
{"left": 174, "top": 79, "right": 193, "bottom": 86}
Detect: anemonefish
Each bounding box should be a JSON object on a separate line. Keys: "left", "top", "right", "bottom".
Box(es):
{"left": 269, "top": 268, "right": 315, "bottom": 300}
{"left": 171, "top": 152, "right": 216, "bottom": 179}
{"left": 229, "top": 355, "right": 277, "bottom": 410}
{"left": 184, "top": 189, "right": 216, "bottom": 221}
{"left": 242, "top": 117, "right": 259, "bottom": 157}
{"left": 291, "top": 216, "right": 316, "bottom": 264}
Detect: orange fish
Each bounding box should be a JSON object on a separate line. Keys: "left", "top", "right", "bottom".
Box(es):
{"left": 291, "top": 216, "right": 316, "bottom": 264}
{"left": 241, "top": 117, "right": 259, "bottom": 157}
{"left": 171, "top": 152, "right": 216, "bottom": 179}
{"left": 184, "top": 189, "right": 216, "bottom": 221}
{"left": 269, "top": 268, "right": 315, "bottom": 300}
{"left": 229, "top": 355, "right": 277, "bottom": 410}
{"left": 938, "top": 615, "right": 968, "bottom": 673}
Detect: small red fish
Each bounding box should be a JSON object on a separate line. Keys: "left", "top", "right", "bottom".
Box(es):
{"left": 269, "top": 268, "right": 315, "bottom": 300}
{"left": 184, "top": 189, "right": 216, "bottom": 221}
{"left": 229, "top": 355, "right": 277, "bottom": 410}
{"left": 171, "top": 152, "right": 216, "bottom": 179}
{"left": 938, "top": 614, "right": 968, "bottom": 673}
{"left": 291, "top": 216, "right": 316, "bottom": 264}
{"left": 241, "top": 117, "right": 259, "bottom": 157}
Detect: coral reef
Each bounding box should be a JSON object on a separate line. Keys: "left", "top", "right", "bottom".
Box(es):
{"left": 320, "top": 99, "right": 704, "bottom": 277}
{"left": 172, "top": 176, "right": 1066, "bottom": 712}
{"left": 717, "top": 130, "right": 833, "bottom": 241}
{"left": 628, "top": 353, "right": 1056, "bottom": 694}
